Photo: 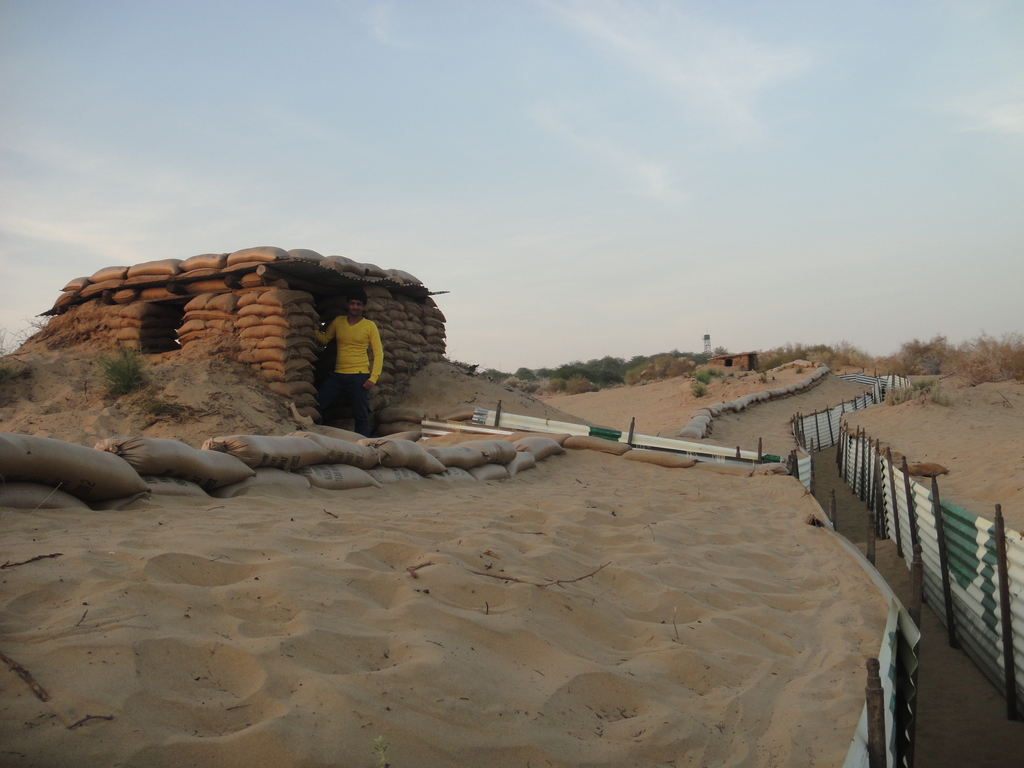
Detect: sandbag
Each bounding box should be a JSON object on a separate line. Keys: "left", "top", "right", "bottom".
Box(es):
{"left": 375, "top": 421, "right": 422, "bottom": 437}
{"left": 438, "top": 406, "right": 477, "bottom": 422}
{"left": 94, "top": 436, "right": 254, "bottom": 490}
{"left": 209, "top": 468, "right": 311, "bottom": 498}
{"left": 226, "top": 246, "right": 289, "bottom": 266}
{"left": 468, "top": 464, "right": 509, "bottom": 482}
{"left": 304, "top": 425, "right": 366, "bottom": 443}
{"left": 62, "top": 276, "right": 91, "bottom": 292}
{"left": 426, "top": 445, "right": 491, "bottom": 470}
{"left": 288, "top": 432, "right": 379, "bottom": 470}
{"left": 287, "top": 248, "right": 323, "bottom": 262}
{"left": 257, "top": 289, "right": 314, "bottom": 307}
{"left": 89, "top": 266, "right": 129, "bottom": 283}
{"left": 692, "top": 462, "right": 753, "bottom": 477}
{"left": 562, "top": 435, "right": 632, "bottom": 456}
{"left": 427, "top": 467, "right": 476, "bottom": 483}
{"left": 513, "top": 436, "right": 565, "bottom": 461}
{"left": 359, "top": 438, "right": 446, "bottom": 475}
{"left": 377, "top": 406, "right": 425, "bottom": 425}
{"left": 380, "top": 430, "right": 422, "bottom": 442}
{"left": 622, "top": 451, "right": 697, "bottom": 469}
{"left": 0, "top": 433, "right": 148, "bottom": 502}
{"left": 0, "top": 481, "right": 90, "bottom": 510}
{"left": 181, "top": 253, "right": 228, "bottom": 271}
{"left": 505, "top": 451, "right": 536, "bottom": 477}
{"left": 752, "top": 464, "right": 789, "bottom": 476}
{"left": 201, "top": 435, "right": 329, "bottom": 470}
{"left": 89, "top": 491, "right": 150, "bottom": 510}
{"left": 453, "top": 439, "right": 517, "bottom": 465}
{"left": 365, "top": 466, "right": 425, "bottom": 484}
{"left": 126, "top": 259, "right": 183, "bottom": 278}
{"left": 296, "top": 463, "right": 382, "bottom": 490}
{"left": 142, "top": 475, "right": 209, "bottom": 497}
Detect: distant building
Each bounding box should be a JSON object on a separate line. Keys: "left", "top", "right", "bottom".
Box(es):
{"left": 708, "top": 352, "right": 758, "bottom": 371}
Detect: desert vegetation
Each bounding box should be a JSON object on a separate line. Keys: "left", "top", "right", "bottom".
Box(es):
{"left": 469, "top": 333, "right": 1024, "bottom": 395}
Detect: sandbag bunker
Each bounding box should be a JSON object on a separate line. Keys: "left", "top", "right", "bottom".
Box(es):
{"left": 0, "top": 430, "right": 567, "bottom": 509}
{"left": 44, "top": 246, "right": 448, "bottom": 423}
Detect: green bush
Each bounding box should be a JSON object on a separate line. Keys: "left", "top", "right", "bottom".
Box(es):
{"left": 691, "top": 382, "right": 707, "bottom": 398}
{"left": 99, "top": 347, "right": 146, "bottom": 395}
{"left": 694, "top": 369, "right": 712, "bottom": 384}
{"left": 565, "top": 375, "right": 594, "bottom": 395}
{"left": 548, "top": 377, "right": 567, "bottom": 392}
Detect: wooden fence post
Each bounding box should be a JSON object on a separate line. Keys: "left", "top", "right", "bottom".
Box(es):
{"left": 901, "top": 456, "right": 919, "bottom": 550}
{"left": 873, "top": 444, "right": 885, "bottom": 538}
{"left": 829, "top": 489, "right": 837, "bottom": 531}
{"left": 931, "top": 476, "right": 960, "bottom": 649}
{"left": 910, "top": 545, "right": 923, "bottom": 628}
{"left": 886, "top": 448, "right": 904, "bottom": 559}
{"left": 994, "top": 504, "right": 1020, "bottom": 721}
{"left": 866, "top": 658, "right": 886, "bottom": 768}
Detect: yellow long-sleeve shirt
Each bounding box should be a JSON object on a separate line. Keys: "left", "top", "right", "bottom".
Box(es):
{"left": 314, "top": 317, "right": 383, "bottom": 382}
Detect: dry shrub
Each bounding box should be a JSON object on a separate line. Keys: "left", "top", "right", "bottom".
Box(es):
{"left": 878, "top": 335, "right": 954, "bottom": 376}
{"left": 758, "top": 342, "right": 872, "bottom": 372}
{"left": 504, "top": 376, "right": 539, "bottom": 394}
{"left": 564, "top": 375, "right": 594, "bottom": 395}
{"left": 624, "top": 354, "right": 693, "bottom": 385}
{"left": 953, "top": 332, "right": 1024, "bottom": 383}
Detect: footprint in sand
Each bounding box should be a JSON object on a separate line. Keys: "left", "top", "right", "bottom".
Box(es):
{"left": 143, "top": 553, "right": 260, "bottom": 587}
{"left": 128, "top": 637, "right": 282, "bottom": 737}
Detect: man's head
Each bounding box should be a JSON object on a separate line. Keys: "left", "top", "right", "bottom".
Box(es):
{"left": 346, "top": 287, "right": 368, "bottom": 319}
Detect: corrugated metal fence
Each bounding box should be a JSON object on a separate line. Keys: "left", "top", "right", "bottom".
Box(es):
{"left": 835, "top": 425, "right": 1024, "bottom": 719}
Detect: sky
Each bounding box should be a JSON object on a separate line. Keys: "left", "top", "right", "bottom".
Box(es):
{"left": 2, "top": 0, "right": 1022, "bottom": 371}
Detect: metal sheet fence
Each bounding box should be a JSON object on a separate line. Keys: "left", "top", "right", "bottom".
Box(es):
{"left": 838, "top": 426, "right": 1024, "bottom": 717}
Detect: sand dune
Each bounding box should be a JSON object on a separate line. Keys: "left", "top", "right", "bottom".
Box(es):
{"left": 2, "top": 357, "right": 903, "bottom": 766}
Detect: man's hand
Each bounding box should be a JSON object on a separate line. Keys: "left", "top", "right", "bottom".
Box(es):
{"left": 363, "top": 379, "right": 376, "bottom": 390}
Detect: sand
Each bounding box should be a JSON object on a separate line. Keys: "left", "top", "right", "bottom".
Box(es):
{"left": 839, "top": 379, "right": 1024, "bottom": 531}
{"left": 2, "top": 352, "right": 899, "bottom": 766}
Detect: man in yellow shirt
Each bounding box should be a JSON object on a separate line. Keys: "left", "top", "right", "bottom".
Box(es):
{"left": 313, "top": 287, "right": 383, "bottom": 436}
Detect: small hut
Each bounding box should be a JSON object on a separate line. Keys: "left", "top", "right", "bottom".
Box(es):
{"left": 43, "top": 246, "right": 447, "bottom": 423}
{"left": 707, "top": 352, "right": 758, "bottom": 371}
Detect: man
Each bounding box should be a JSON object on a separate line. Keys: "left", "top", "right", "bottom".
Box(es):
{"left": 313, "top": 287, "right": 383, "bottom": 436}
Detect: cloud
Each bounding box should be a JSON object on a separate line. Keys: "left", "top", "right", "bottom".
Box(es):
{"left": 530, "top": 103, "right": 686, "bottom": 203}
{"left": 538, "top": 0, "right": 813, "bottom": 134}
{"left": 362, "top": 2, "right": 419, "bottom": 50}
{"left": 951, "top": 87, "right": 1024, "bottom": 136}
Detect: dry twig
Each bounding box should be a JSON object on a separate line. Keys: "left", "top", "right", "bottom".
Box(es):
{"left": 67, "top": 714, "right": 114, "bottom": 730}
{"left": 0, "top": 553, "right": 63, "bottom": 570}
{"left": 405, "top": 561, "right": 434, "bottom": 579}
{"left": 467, "top": 562, "right": 611, "bottom": 588}
{"left": 0, "top": 650, "right": 49, "bottom": 702}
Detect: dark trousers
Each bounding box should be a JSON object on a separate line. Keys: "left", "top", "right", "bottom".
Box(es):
{"left": 316, "top": 372, "right": 371, "bottom": 436}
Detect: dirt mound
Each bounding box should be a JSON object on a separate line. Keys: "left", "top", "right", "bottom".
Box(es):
{"left": 0, "top": 331, "right": 583, "bottom": 448}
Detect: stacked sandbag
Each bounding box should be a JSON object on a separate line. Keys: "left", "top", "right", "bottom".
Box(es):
{"left": 288, "top": 431, "right": 379, "bottom": 470}
{"left": 358, "top": 437, "right": 446, "bottom": 476}
{"left": 201, "top": 434, "right": 329, "bottom": 470}
{"left": 176, "top": 252, "right": 235, "bottom": 295}
{"left": 178, "top": 292, "right": 239, "bottom": 346}
{"left": 234, "top": 289, "right": 321, "bottom": 418}
{"left": 675, "top": 363, "right": 831, "bottom": 441}
{"left": 0, "top": 482, "right": 92, "bottom": 510}
{"left": 94, "top": 436, "right": 254, "bottom": 490}
{"left": 112, "top": 302, "right": 181, "bottom": 353}
{"left": 210, "top": 467, "right": 312, "bottom": 498}
{"left": 373, "top": 405, "right": 425, "bottom": 438}
{"left": 319, "top": 286, "right": 446, "bottom": 414}
{"left": 1, "top": 433, "right": 148, "bottom": 503}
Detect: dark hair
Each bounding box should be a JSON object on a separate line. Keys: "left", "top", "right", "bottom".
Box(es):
{"left": 346, "top": 287, "right": 368, "bottom": 304}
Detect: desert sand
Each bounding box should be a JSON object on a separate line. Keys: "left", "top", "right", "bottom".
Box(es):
{"left": 0, "top": 349, "right": 918, "bottom": 767}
